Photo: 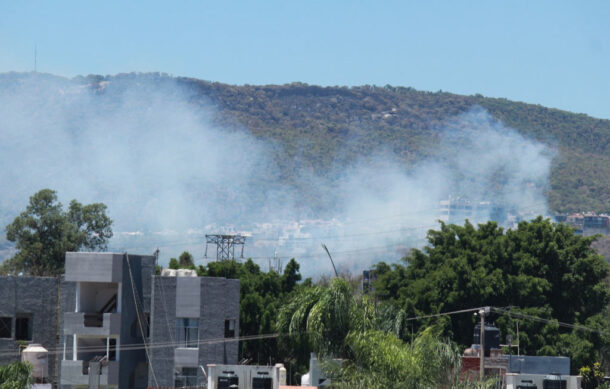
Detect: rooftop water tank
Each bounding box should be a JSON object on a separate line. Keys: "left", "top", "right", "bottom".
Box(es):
{"left": 21, "top": 343, "right": 48, "bottom": 382}
{"left": 543, "top": 374, "right": 567, "bottom": 389}
{"left": 473, "top": 323, "right": 500, "bottom": 356}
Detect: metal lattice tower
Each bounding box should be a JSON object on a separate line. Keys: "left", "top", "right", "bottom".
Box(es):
{"left": 204, "top": 234, "right": 246, "bottom": 261}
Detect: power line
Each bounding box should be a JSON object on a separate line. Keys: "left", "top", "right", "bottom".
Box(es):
{"left": 492, "top": 307, "right": 610, "bottom": 336}
{"left": 125, "top": 253, "right": 159, "bottom": 387}
{"left": 1, "top": 305, "right": 606, "bottom": 359}
{"left": 404, "top": 307, "right": 485, "bottom": 322}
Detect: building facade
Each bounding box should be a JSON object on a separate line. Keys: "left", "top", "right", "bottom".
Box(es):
{"left": 148, "top": 274, "right": 240, "bottom": 388}
{"left": 0, "top": 251, "right": 240, "bottom": 389}
{"left": 59, "top": 252, "right": 155, "bottom": 389}
{"left": 0, "top": 276, "right": 74, "bottom": 386}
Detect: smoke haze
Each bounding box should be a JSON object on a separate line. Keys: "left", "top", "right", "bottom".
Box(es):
{"left": 0, "top": 73, "right": 554, "bottom": 275}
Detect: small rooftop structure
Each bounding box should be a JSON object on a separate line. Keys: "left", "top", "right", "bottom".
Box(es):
{"left": 160, "top": 268, "right": 197, "bottom": 277}
{"left": 207, "top": 363, "right": 286, "bottom": 389}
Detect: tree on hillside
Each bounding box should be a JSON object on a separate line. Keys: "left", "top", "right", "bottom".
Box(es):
{"left": 2, "top": 189, "right": 113, "bottom": 276}
{"left": 373, "top": 217, "right": 610, "bottom": 372}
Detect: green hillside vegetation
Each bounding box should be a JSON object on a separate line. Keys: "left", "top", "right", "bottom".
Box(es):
{"left": 3, "top": 72, "right": 609, "bottom": 213}
{"left": 171, "top": 76, "right": 610, "bottom": 213}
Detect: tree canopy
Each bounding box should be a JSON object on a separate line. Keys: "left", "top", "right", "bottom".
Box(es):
{"left": 2, "top": 189, "right": 113, "bottom": 276}
{"left": 373, "top": 217, "right": 610, "bottom": 372}
{"left": 277, "top": 278, "right": 493, "bottom": 388}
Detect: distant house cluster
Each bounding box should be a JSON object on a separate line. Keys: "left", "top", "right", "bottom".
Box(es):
{"left": 439, "top": 198, "right": 509, "bottom": 225}
{"left": 555, "top": 212, "right": 610, "bottom": 235}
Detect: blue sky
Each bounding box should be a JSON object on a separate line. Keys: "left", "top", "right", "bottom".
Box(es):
{"left": 1, "top": 1, "right": 609, "bottom": 119}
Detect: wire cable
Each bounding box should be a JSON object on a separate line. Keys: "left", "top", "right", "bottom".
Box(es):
{"left": 125, "top": 253, "right": 159, "bottom": 388}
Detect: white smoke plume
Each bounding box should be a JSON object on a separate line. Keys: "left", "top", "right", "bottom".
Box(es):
{"left": 0, "top": 73, "right": 554, "bottom": 276}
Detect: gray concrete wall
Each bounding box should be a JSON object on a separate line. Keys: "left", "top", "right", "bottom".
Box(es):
{"left": 148, "top": 276, "right": 177, "bottom": 387}
{"left": 176, "top": 277, "right": 201, "bottom": 318}
{"left": 0, "top": 276, "right": 75, "bottom": 388}
{"left": 148, "top": 275, "right": 240, "bottom": 388}
{"left": 59, "top": 253, "right": 154, "bottom": 389}
{"left": 64, "top": 252, "right": 123, "bottom": 283}
{"left": 119, "top": 254, "right": 155, "bottom": 389}
{"left": 199, "top": 277, "right": 240, "bottom": 370}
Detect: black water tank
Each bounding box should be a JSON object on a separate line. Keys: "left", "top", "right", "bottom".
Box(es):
{"left": 517, "top": 384, "right": 537, "bottom": 389}
{"left": 543, "top": 374, "right": 567, "bottom": 389}
{"left": 218, "top": 375, "right": 239, "bottom": 389}
{"left": 473, "top": 323, "right": 500, "bottom": 356}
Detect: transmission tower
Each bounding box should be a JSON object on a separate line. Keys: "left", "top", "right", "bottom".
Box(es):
{"left": 204, "top": 234, "right": 246, "bottom": 261}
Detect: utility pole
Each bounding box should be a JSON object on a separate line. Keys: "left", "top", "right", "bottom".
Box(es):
{"left": 321, "top": 243, "right": 338, "bottom": 277}
{"left": 479, "top": 307, "right": 490, "bottom": 380}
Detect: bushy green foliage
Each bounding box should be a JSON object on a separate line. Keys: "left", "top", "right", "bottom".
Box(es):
{"left": 167, "top": 251, "right": 196, "bottom": 270}
{"left": 327, "top": 328, "right": 498, "bottom": 389}
{"left": 0, "top": 361, "right": 32, "bottom": 389}
{"left": 1, "top": 189, "right": 113, "bottom": 276}
{"left": 278, "top": 278, "right": 494, "bottom": 388}
{"left": 373, "top": 217, "right": 610, "bottom": 373}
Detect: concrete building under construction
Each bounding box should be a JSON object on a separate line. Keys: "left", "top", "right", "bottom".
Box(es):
{"left": 0, "top": 251, "right": 240, "bottom": 389}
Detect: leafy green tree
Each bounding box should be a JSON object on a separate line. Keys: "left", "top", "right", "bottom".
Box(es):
{"left": 278, "top": 278, "right": 491, "bottom": 388}
{"left": 373, "top": 217, "right": 610, "bottom": 372}
{"left": 282, "top": 258, "right": 302, "bottom": 292}
{"left": 168, "top": 258, "right": 179, "bottom": 269}
{"left": 0, "top": 361, "right": 32, "bottom": 389}
{"left": 327, "top": 328, "right": 494, "bottom": 389}
{"left": 178, "top": 251, "right": 195, "bottom": 268}
{"left": 277, "top": 278, "right": 366, "bottom": 357}
{"left": 2, "top": 189, "right": 113, "bottom": 276}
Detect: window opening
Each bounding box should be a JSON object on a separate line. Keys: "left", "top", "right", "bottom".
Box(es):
{"left": 176, "top": 318, "right": 198, "bottom": 348}
{"left": 175, "top": 367, "right": 198, "bottom": 388}
{"left": 0, "top": 317, "right": 11, "bottom": 338}
{"left": 224, "top": 319, "right": 235, "bottom": 338}
{"left": 252, "top": 376, "right": 273, "bottom": 389}
{"left": 15, "top": 314, "right": 32, "bottom": 341}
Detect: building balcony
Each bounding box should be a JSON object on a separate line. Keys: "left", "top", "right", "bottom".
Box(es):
{"left": 63, "top": 312, "right": 121, "bottom": 336}
{"left": 175, "top": 347, "right": 199, "bottom": 367}
{"left": 60, "top": 360, "right": 118, "bottom": 386}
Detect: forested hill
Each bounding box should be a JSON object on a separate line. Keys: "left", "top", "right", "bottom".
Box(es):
{"left": 174, "top": 75, "right": 610, "bottom": 213}
{"left": 6, "top": 72, "right": 610, "bottom": 213}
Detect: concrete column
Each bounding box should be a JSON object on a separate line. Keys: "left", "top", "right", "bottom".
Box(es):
{"left": 75, "top": 282, "right": 80, "bottom": 312}
{"left": 63, "top": 336, "right": 66, "bottom": 360}
{"left": 117, "top": 282, "right": 122, "bottom": 313}
{"left": 115, "top": 338, "right": 120, "bottom": 362}
{"left": 106, "top": 337, "right": 110, "bottom": 360}
{"left": 73, "top": 335, "right": 77, "bottom": 361}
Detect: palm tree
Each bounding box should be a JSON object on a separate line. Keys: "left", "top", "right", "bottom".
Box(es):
{"left": 277, "top": 278, "right": 496, "bottom": 388}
